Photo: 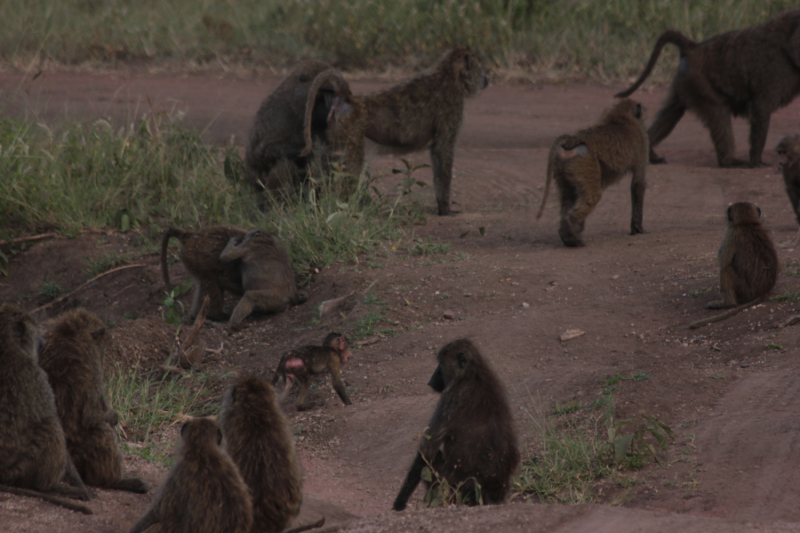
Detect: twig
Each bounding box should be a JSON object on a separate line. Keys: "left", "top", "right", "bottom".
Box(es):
{"left": 0, "top": 232, "right": 62, "bottom": 246}
{"left": 165, "top": 296, "right": 209, "bottom": 369}
{"left": 32, "top": 264, "right": 145, "bottom": 313}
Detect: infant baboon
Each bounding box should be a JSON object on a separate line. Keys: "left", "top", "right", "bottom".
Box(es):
{"left": 218, "top": 377, "right": 303, "bottom": 533}
{"left": 535, "top": 99, "right": 649, "bottom": 247}
{"left": 245, "top": 60, "right": 352, "bottom": 194}
{"left": 616, "top": 10, "right": 800, "bottom": 167}
{"left": 39, "top": 308, "right": 148, "bottom": 493}
{"left": 327, "top": 47, "right": 489, "bottom": 216}
{"left": 0, "top": 304, "right": 93, "bottom": 508}
{"left": 272, "top": 332, "right": 352, "bottom": 411}
{"left": 393, "top": 338, "right": 519, "bottom": 511}
{"left": 777, "top": 135, "right": 800, "bottom": 225}
{"left": 161, "top": 225, "right": 246, "bottom": 321}
{"left": 128, "top": 417, "right": 253, "bottom": 533}
{"left": 219, "top": 229, "right": 308, "bottom": 327}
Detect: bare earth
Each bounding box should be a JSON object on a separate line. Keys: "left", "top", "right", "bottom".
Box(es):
{"left": 2, "top": 68, "right": 800, "bottom": 532}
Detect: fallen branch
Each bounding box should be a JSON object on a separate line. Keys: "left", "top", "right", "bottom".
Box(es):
{"left": 165, "top": 295, "right": 209, "bottom": 369}
{"left": 0, "top": 232, "right": 62, "bottom": 247}
{"left": 32, "top": 264, "right": 145, "bottom": 313}
{"left": 689, "top": 296, "right": 766, "bottom": 329}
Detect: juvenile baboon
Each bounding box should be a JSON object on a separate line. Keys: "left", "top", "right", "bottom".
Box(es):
{"left": 616, "top": 10, "right": 800, "bottom": 167}
{"left": 776, "top": 135, "right": 800, "bottom": 225}
{"left": 535, "top": 99, "right": 649, "bottom": 247}
{"left": 690, "top": 202, "right": 779, "bottom": 329}
{"left": 218, "top": 377, "right": 303, "bottom": 533}
{"left": 245, "top": 60, "right": 352, "bottom": 194}
{"left": 272, "top": 333, "right": 352, "bottom": 411}
{"left": 39, "top": 308, "right": 148, "bottom": 493}
{"left": 219, "top": 229, "right": 308, "bottom": 327}
{"left": 161, "top": 225, "right": 246, "bottom": 321}
{"left": 0, "top": 303, "right": 94, "bottom": 510}
{"left": 327, "top": 47, "right": 490, "bottom": 216}
{"left": 128, "top": 417, "right": 253, "bottom": 533}
{"left": 393, "top": 338, "right": 519, "bottom": 511}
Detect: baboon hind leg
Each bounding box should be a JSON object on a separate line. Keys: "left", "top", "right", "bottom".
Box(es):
{"left": 748, "top": 104, "right": 772, "bottom": 167}
{"left": 431, "top": 134, "right": 457, "bottom": 216}
{"left": 629, "top": 166, "right": 646, "bottom": 235}
{"left": 707, "top": 265, "right": 741, "bottom": 309}
{"left": 229, "top": 290, "right": 291, "bottom": 325}
{"left": 694, "top": 102, "right": 742, "bottom": 167}
{"left": 647, "top": 91, "right": 686, "bottom": 164}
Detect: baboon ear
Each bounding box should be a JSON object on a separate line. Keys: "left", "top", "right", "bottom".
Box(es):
{"left": 91, "top": 327, "right": 105, "bottom": 340}
{"left": 757, "top": 207, "right": 762, "bottom": 218}
{"left": 635, "top": 103, "right": 642, "bottom": 118}
{"left": 181, "top": 421, "right": 189, "bottom": 436}
{"left": 457, "top": 351, "right": 468, "bottom": 369}
{"left": 727, "top": 205, "right": 734, "bottom": 221}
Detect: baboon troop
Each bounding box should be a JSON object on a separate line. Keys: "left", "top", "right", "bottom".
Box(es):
{"left": 393, "top": 339, "right": 519, "bottom": 511}
{"left": 272, "top": 332, "right": 353, "bottom": 411}
{"left": 327, "top": 47, "right": 490, "bottom": 215}
{"left": 777, "top": 135, "right": 800, "bottom": 225}
{"left": 616, "top": 9, "right": 800, "bottom": 167}
{"left": 536, "top": 99, "right": 649, "bottom": 247}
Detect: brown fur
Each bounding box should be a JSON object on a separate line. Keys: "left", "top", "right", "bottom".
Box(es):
{"left": 161, "top": 226, "right": 246, "bottom": 321}
{"left": 392, "top": 338, "right": 519, "bottom": 511}
{"left": 328, "top": 47, "right": 489, "bottom": 216}
{"left": 616, "top": 10, "right": 800, "bottom": 167}
{"left": 245, "top": 60, "right": 352, "bottom": 195}
{"left": 777, "top": 135, "right": 800, "bottom": 224}
{"left": 39, "top": 308, "right": 148, "bottom": 493}
{"left": 272, "top": 333, "right": 352, "bottom": 411}
{"left": 0, "top": 304, "right": 93, "bottom": 505}
{"left": 219, "top": 229, "right": 308, "bottom": 327}
{"left": 535, "top": 99, "right": 649, "bottom": 247}
{"left": 128, "top": 417, "right": 253, "bottom": 533}
{"left": 218, "top": 377, "right": 303, "bottom": 533}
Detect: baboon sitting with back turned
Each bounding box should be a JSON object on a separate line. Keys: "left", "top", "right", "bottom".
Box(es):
{"left": 616, "top": 9, "right": 800, "bottom": 167}
{"left": 535, "top": 99, "right": 649, "bottom": 247}
{"left": 39, "top": 308, "right": 148, "bottom": 493}
{"left": 690, "top": 202, "right": 779, "bottom": 329}
{"left": 776, "top": 135, "right": 800, "bottom": 225}
{"left": 128, "top": 417, "right": 253, "bottom": 533}
{"left": 393, "top": 338, "right": 519, "bottom": 511}
{"left": 219, "top": 229, "right": 308, "bottom": 328}
{"left": 161, "top": 225, "right": 246, "bottom": 322}
{"left": 326, "top": 47, "right": 490, "bottom": 216}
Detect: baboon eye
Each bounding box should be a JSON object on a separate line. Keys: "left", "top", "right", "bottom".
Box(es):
{"left": 457, "top": 351, "right": 468, "bottom": 368}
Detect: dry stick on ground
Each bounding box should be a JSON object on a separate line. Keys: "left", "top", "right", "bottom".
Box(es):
{"left": 0, "top": 484, "right": 93, "bottom": 515}
{"left": 163, "top": 295, "right": 210, "bottom": 372}
{"left": 32, "top": 264, "right": 145, "bottom": 314}
{"left": 0, "top": 233, "right": 63, "bottom": 247}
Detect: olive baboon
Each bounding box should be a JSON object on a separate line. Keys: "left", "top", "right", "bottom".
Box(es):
{"left": 245, "top": 60, "right": 352, "bottom": 194}
{"left": 272, "top": 332, "right": 352, "bottom": 411}
{"left": 616, "top": 10, "right": 800, "bottom": 167}
{"left": 39, "top": 308, "right": 148, "bottom": 493}
{"left": 0, "top": 303, "right": 94, "bottom": 512}
{"left": 218, "top": 377, "right": 303, "bottom": 533}
{"left": 392, "top": 338, "right": 519, "bottom": 511}
{"left": 161, "top": 225, "right": 246, "bottom": 321}
{"left": 327, "top": 47, "right": 490, "bottom": 216}
{"left": 777, "top": 135, "right": 800, "bottom": 225}
{"left": 219, "top": 229, "right": 308, "bottom": 327}
{"left": 690, "top": 202, "right": 779, "bottom": 329}
{"left": 535, "top": 99, "right": 649, "bottom": 247}
{"left": 128, "top": 417, "right": 253, "bottom": 533}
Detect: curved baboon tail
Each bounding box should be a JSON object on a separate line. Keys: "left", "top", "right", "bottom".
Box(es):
{"left": 536, "top": 135, "right": 572, "bottom": 221}
{"left": 299, "top": 69, "right": 352, "bottom": 158}
{"left": 160, "top": 227, "right": 188, "bottom": 290}
{"left": 688, "top": 295, "right": 767, "bottom": 329}
{"left": 615, "top": 30, "right": 698, "bottom": 98}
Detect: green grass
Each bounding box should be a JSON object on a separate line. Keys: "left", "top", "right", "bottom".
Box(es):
{"left": 771, "top": 289, "right": 800, "bottom": 303}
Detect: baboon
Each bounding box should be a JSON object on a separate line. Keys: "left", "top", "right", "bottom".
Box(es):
{"left": 0, "top": 303, "right": 94, "bottom": 512}
{"left": 272, "top": 333, "right": 352, "bottom": 411}
{"left": 616, "top": 10, "right": 800, "bottom": 167}
{"left": 219, "top": 229, "right": 308, "bottom": 327}
{"left": 245, "top": 60, "right": 352, "bottom": 194}
{"left": 690, "top": 202, "right": 779, "bottom": 329}
{"left": 392, "top": 338, "right": 519, "bottom": 511}
{"left": 218, "top": 377, "right": 303, "bottom": 533}
{"left": 161, "top": 225, "right": 246, "bottom": 321}
{"left": 327, "top": 47, "right": 490, "bottom": 216}
{"left": 128, "top": 417, "right": 253, "bottom": 533}
{"left": 39, "top": 308, "right": 148, "bottom": 493}
{"left": 776, "top": 135, "right": 800, "bottom": 225}
{"left": 535, "top": 99, "right": 649, "bottom": 247}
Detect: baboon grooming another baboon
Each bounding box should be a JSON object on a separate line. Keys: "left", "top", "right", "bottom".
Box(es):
{"left": 161, "top": 225, "right": 246, "bottom": 321}
{"left": 535, "top": 99, "right": 649, "bottom": 247}
{"left": 39, "top": 308, "right": 148, "bottom": 493}
{"left": 777, "top": 135, "right": 800, "bottom": 225}
{"left": 393, "top": 338, "right": 519, "bottom": 511}
{"left": 327, "top": 47, "right": 489, "bottom": 216}
{"left": 272, "top": 332, "right": 352, "bottom": 411}
{"left": 616, "top": 10, "right": 800, "bottom": 167}
{"left": 245, "top": 60, "right": 352, "bottom": 194}
{"left": 690, "top": 202, "right": 779, "bottom": 329}
{"left": 128, "top": 417, "right": 253, "bottom": 533}
{"left": 0, "top": 304, "right": 94, "bottom": 510}
{"left": 218, "top": 377, "right": 303, "bottom": 533}
{"left": 219, "top": 229, "right": 308, "bottom": 327}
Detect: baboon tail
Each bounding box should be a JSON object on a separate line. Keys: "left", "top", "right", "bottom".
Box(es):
{"left": 688, "top": 294, "right": 767, "bottom": 329}
{"left": 536, "top": 135, "right": 572, "bottom": 221}
{"left": 160, "top": 227, "right": 188, "bottom": 290}
{"left": 615, "top": 30, "right": 698, "bottom": 98}
{"left": 299, "top": 69, "right": 352, "bottom": 158}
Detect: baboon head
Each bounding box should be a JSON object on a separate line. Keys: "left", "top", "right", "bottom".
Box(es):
{"left": 50, "top": 308, "right": 110, "bottom": 362}
{"left": 222, "top": 376, "right": 276, "bottom": 414}
{"left": 442, "top": 47, "right": 490, "bottom": 98}
{"left": 611, "top": 98, "right": 645, "bottom": 123}
{"left": 427, "top": 338, "right": 482, "bottom": 393}
{"left": 777, "top": 135, "right": 800, "bottom": 170}
{"left": 180, "top": 417, "right": 223, "bottom": 452}
{"left": 0, "top": 303, "right": 43, "bottom": 360}
{"left": 727, "top": 202, "right": 762, "bottom": 224}
{"left": 323, "top": 332, "right": 351, "bottom": 363}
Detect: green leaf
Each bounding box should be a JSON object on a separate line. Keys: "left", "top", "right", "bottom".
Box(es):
{"left": 421, "top": 466, "right": 432, "bottom": 483}
{"left": 614, "top": 435, "right": 633, "bottom": 464}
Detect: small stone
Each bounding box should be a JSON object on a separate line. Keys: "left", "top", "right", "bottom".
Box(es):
{"left": 560, "top": 329, "right": 585, "bottom": 342}
{"left": 443, "top": 310, "right": 455, "bottom": 320}
{"left": 522, "top": 302, "right": 530, "bottom": 308}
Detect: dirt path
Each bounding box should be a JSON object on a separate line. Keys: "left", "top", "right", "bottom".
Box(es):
{"left": 2, "top": 69, "right": 800, "bottom": 532}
